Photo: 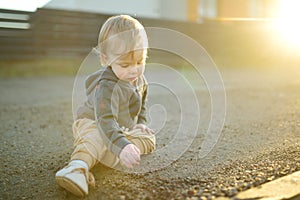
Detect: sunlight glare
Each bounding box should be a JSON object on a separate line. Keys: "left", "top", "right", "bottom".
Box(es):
{"left": 0, "top": 0, "right": 51, "bottom": 12}
{"left": 273, "top": 0, "right": 300, "bottom": 47}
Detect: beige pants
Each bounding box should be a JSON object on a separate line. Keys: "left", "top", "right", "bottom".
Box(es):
{"left": 70, "top": 118, "right": 156, "bottom": 169}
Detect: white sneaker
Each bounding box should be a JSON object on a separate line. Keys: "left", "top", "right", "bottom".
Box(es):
{"left": 55, "top": 163, "right": 95, "bottom": 197}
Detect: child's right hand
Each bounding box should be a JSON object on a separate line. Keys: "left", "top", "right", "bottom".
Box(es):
{"left": 119, "top": 144, "right": 140, "bottom": 169}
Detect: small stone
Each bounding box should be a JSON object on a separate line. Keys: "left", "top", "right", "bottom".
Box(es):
{"left": 267, "top": 176, "right": 275, "bottom": 181}
{"left": 227, "top": 187, "right": 238, "bottom": 197}
{"left": 119, "top": 195, "right": 126, "bottom": 200}
{"left": 187, "top": 189, "right": 196, "bottom": 196}
{"left": 241, "top": 182, "right": 251, "bottom": 190}
{"left": 193, "top": 185, "right": 200, "bottom": 190}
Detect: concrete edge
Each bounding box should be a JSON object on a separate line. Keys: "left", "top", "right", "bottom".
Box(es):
{"left": 216, "top": 170, "right": 300, "bottom": 200}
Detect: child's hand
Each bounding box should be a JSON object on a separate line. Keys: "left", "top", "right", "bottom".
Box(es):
{"left": 133, "top": 124, "right": 155, "bottom": 134}
{"left": 119, "top": 144, "right": 140, "bottom": 169}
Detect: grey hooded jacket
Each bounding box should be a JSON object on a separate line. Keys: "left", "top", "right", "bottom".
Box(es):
{"left": 76, "top": 66, "right": 148, "bottom": 156}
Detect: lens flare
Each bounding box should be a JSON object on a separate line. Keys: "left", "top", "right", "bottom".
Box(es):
{"left": 273, "top": 0, "right": 300, "bottom": 47}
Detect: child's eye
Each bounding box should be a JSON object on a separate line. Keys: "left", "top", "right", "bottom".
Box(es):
{"left": 120, "top": 65, "right": 128, "bottom": 68}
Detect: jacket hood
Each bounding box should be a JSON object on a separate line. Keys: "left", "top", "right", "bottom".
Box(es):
{"left": 85, "top": 66, "right": 119, "bottom": 95}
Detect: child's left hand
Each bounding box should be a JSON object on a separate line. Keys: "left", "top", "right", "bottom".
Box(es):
{"left": 133, "top": 124, "right": 155, "bottom": 135}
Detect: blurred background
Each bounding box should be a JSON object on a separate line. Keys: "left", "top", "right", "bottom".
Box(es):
{"left": 0, "top": 0, "right": 299, "bottom": 76}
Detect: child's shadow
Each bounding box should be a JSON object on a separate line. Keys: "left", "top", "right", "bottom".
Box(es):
{"left": 89, "top": 163, "right": 142, "bottom": 199}
{"left": 91, "top": 163, "right": 115, "bottom": 178}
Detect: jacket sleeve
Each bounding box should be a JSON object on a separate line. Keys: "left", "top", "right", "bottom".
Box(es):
{"left": 94, "top": 81, "right": 131, "bottom": 157}
{"left": 137, "top": 78, "right": 148, "bottom": 124}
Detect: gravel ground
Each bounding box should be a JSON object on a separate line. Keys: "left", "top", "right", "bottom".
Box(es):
{"left": 0, "top": 67, "right": 299, "bottom": 199}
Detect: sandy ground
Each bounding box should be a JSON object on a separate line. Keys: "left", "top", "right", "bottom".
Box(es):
{"left": 0, "top": 66, "right": 300, "bottom": 200}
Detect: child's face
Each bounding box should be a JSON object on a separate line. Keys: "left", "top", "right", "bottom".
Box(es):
{"left": 110, "top": 50, "right": 146, "bottom": 84}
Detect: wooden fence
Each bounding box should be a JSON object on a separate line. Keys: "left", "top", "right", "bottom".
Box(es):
{"left": 0, "top": 8, "right": 109, "bottom": 60}
{"left": 0, "top": 8, "right": 298, "bottom": 67}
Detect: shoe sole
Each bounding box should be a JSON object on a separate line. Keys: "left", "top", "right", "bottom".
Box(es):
{"left": 56, "top": 176, "right": 86, "bottom": 197}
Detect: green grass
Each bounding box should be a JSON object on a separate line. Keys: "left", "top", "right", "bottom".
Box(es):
{"left": 0, "top": 59, "right": 82, "bottom": 77}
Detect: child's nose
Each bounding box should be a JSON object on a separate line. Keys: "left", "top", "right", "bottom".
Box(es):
{"left": 130, "top": 65, "right": 139, "bottom": 73}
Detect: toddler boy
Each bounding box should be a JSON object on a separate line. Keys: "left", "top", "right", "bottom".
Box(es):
{"left": 55, "top": 15, "right": 156, "bottom": 197}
